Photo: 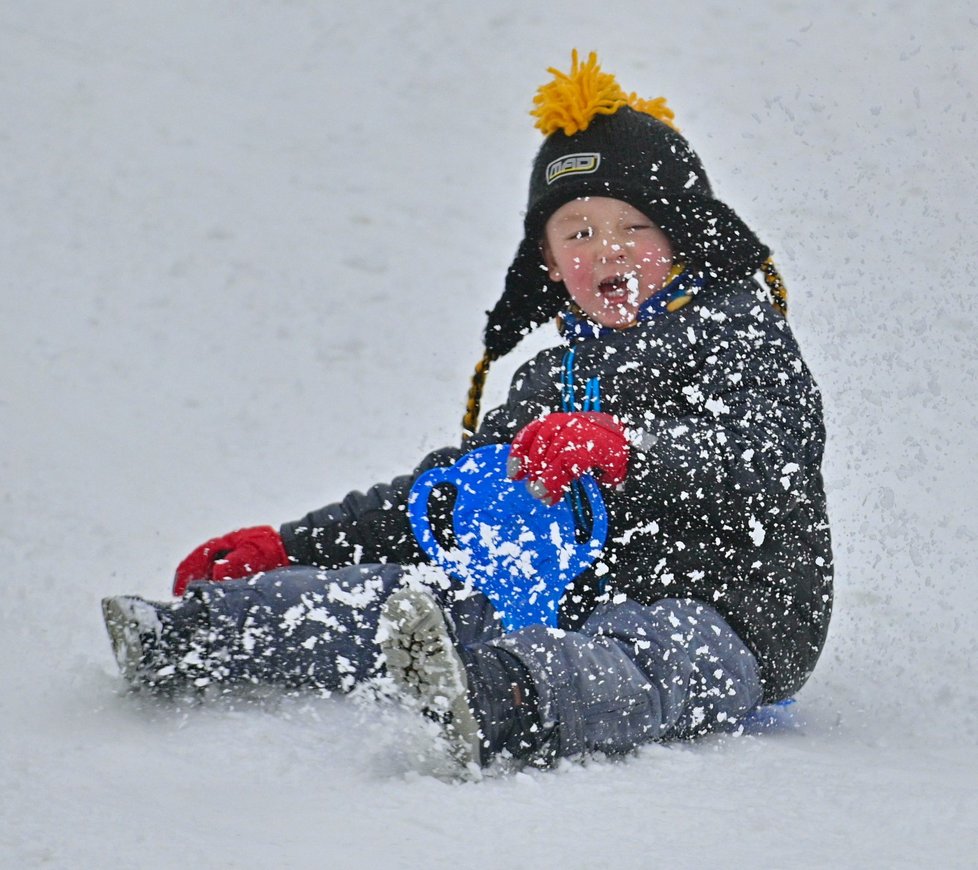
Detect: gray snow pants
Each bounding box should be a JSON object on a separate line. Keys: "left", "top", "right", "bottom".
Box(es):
{"left": 188, "top": 564, "right": 762, "bottom": 757}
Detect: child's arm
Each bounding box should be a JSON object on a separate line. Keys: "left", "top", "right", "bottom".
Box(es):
{"left": 279, "top": 452, "right": 456, "bottom": 570}
{"left": 172, "top": 472, "right": 445, "bottom": 593}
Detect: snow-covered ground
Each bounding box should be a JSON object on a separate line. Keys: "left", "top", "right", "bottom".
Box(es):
{"left": 3, "top": 2, "right": 977, "bottom": 867}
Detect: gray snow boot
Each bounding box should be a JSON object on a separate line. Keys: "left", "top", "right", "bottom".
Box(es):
{"left": 380, "top": 587, "right": 483, "bottom": 771}
{"left": 101, "top": 595, "right": 207, "bottom": 693}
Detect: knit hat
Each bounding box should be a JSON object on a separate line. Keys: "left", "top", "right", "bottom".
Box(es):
{"left": 483, "top": 51, "right": 772, "bottom": 361}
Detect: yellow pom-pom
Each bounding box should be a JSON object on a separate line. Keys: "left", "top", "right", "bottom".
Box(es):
{"left": 531, "top": 50, "right": 626, "bottom": 136}
{"left": 531, "top": 50, "right": 678, "bottom": 136}
{"left": 626, "top": 94, "right": 678, "bottom": 131}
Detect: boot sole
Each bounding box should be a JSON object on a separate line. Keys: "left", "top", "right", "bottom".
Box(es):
{"left": 380, "top": 587, "right": 483, "bottom": 769}
{"left": 101, "top": 595, "right": 172, "bottom": 689}
{"left": 102, "top": 596, "right": 143, "bottom": 684}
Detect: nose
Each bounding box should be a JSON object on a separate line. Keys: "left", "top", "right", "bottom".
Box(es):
{"left": 599, "top": 235, "right": 629, "bottom": 263}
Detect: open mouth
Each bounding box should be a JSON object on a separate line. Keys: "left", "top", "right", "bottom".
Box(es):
{"left": 598, "top": 273, "right": 640, "bottom": 298}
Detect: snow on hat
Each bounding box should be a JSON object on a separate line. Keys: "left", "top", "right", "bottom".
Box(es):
{"left": 484, "top": 50, "right": 772, "bottom": 362}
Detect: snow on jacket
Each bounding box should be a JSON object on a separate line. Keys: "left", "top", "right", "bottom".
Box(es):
{"left": 281, "top": 277, "right": 833, "bottom": 702}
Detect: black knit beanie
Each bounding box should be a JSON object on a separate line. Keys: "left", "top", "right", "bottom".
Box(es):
{"left": 484, "top": 53, "right": 771, "bottom": 360}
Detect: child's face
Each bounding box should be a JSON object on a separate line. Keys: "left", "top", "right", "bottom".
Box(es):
{"left": 542, "top": 197, "right": 674, "bottom": 329}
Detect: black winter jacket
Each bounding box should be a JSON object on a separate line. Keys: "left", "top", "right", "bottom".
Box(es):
{"left": 281, "top": 278, "right": 833, "bottom": 702}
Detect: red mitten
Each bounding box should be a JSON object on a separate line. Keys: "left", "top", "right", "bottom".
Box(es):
{"left": 508, "top": 412, "right": 630, "bottom": 505}
{"left": 172, "top": 525, "right": 290, "bottom": 596}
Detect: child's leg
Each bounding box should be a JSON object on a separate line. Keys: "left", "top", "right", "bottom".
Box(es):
{"left": 183, "top": 564, "right": 401, "bottom": 690}
{"left": 489, "top": 597, "right": 762, "bottom": 759}
{"left": 184, "top": 564, "right": 500, "bottom": 692}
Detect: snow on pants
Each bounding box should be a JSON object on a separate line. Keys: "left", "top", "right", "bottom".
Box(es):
{"left": 187, "top": 565, "right": 762, "bottom": 756}
{"left": 185, "top": 564, "right": 501, "bottom": 691}
{"left": 490, "top": 597, "right": 763, "bottom": 757}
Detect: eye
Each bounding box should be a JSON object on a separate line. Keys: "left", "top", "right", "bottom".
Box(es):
{"left": 566, "top": 226, "right": 593, "bottom": 240}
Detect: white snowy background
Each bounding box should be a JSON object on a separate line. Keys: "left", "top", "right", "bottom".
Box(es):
{"left": 3, "top": 1, "right": 977, "bottom": 867}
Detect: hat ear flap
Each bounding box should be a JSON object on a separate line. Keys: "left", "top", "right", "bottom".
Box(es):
{"left": 484, "top": 236, "right": 567, "bottom": 360}
{"left": 659, "top": 198, "right": 770, "bottom": 281}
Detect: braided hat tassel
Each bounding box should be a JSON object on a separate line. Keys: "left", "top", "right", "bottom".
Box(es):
{"left": 761, "top": 257, "right": 788, "bottom": 316}
{"left": 462, "top": 351, "right": 493, "bottom": 440}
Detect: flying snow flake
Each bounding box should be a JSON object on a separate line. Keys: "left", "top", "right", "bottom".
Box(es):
{"left": 281, "top": 604, "right": 307, "bottom": 633}
{"left": 612, "top": 520, "right": 660, "bottom": 546}
{"left": 682, "top": 384, "right": 705, "bottom": 405}
{"left": 705, "top": 396, "right": 730, "bottom": 415}
{"left": 748, "top": 515, "right": 766, "bottom": 546}
{"left": 327, "top": 580, "right": 381, "bottom": 609}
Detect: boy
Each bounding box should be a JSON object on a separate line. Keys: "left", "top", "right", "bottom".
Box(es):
{"left": 103, "top": 51, "right": 832, "bottom": 772}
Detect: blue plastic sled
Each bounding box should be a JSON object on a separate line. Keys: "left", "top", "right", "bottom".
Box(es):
{"left": 408, "top": 443, "right": 608, "bottom": 631}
